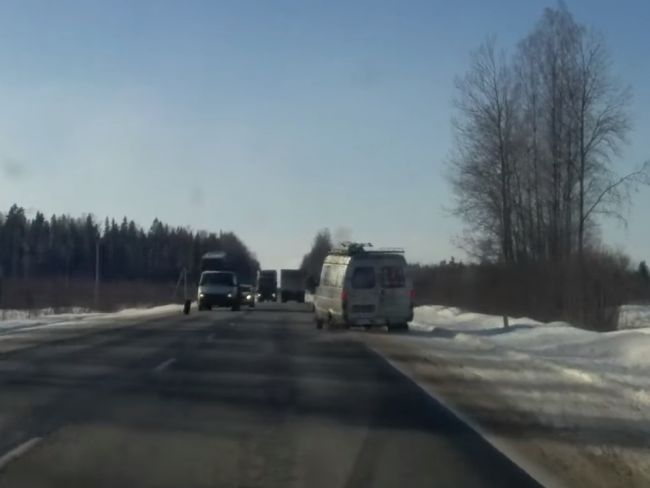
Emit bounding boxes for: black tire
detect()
[326,313,335,330]
[198,304,206,312]
[315,317,324,329]
[231,302,241,312]
[388,323,409,332]
[249,303,255,308]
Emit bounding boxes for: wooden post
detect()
[94,239,100,308]
[182,268,191,315]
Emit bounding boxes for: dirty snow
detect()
[381,304,650,487]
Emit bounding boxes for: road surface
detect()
[0,303,539,487]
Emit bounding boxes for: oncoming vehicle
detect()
[257,270,277,302]
[313,243,413,331]
[197,271,240,311]
[239,284,255,308]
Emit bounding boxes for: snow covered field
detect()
[362,305,650,487]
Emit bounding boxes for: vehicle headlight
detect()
[246,294,252,300]
[199,293,204,298]
[227,293,232,298]
[272,293,276,298]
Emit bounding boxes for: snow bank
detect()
[409,306,650,426]
[0,304,181,333]
[539,329,650,368]
[411,305,650,367]
[0,307,93,321]
[413,304,544,331]
[413,306,650,414]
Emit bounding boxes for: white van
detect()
[313,243,413,331]
[197,271,240,311]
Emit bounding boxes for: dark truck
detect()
[257,270,277,302]
[280,269,306,303]
[200,251,257,287]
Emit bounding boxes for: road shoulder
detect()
[352,331,648,488]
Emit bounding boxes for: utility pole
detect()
[0,265,4,316]
[94,238,100,308]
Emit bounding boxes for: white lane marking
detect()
[0,437,42,471]
[153,358,176,372]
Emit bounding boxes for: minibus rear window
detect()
[380,266,405,288]
[351,267,376,289]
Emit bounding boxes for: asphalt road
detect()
[0,303,540,488]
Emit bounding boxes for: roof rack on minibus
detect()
[329,242,404,256]
[363,248,405,254]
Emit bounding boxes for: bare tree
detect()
[450,38,519,263]
[570,30,632,257]
[451,4,647,264]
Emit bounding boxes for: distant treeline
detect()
[410,254,650,331]
[300,229,333,291]
[0,204,259,284]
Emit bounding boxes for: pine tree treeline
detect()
[0,204,259,283]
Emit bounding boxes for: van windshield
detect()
[351,267,376,289]
[200,273,235,286]
[380,266,405,288]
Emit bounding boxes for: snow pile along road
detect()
[0,307,99,330]
[364,304,650,488]
[0,304,182,334]
[410,304,650,393]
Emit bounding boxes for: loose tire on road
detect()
[326,313,335,330]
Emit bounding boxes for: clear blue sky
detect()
[0,0,648,268]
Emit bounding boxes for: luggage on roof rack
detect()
[329,242,404,256]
